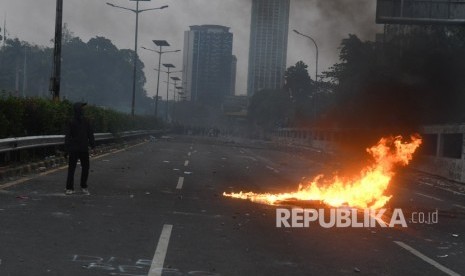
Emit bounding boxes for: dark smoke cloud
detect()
[288,0,381,77]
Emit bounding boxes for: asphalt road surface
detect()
[0,136,463,276]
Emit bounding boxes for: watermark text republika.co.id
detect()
[276,208,439,228]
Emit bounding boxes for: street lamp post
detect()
[171,76,180,121]
[106,1,168,116]
[293,29,319,120]
[170,76,180,101]
[176,87,183,101]
[141,40,180,117]
[154,67,182,122]
[293,29,319,83]
[50,0,63,101]
[163,63,175,122]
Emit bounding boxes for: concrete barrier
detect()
[272,126,465,183]
[414,125,465,183]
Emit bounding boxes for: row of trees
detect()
[0,26,154,114]
[249,25,465,132]
[0,96,161,139]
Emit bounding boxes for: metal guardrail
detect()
[0,130,163,153]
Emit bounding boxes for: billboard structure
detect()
[377,0,465,25]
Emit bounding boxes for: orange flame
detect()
[223,135,422,209]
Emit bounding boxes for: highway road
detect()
[0,136,463,276]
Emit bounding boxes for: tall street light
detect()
[106,1,168,116]
[170,76,181,102]
[293,29,319,83]
[163,63,176,122]
[176,87,184,101]
[50,0,63,101]
[294,29,320,121]
[171,76,180,121]
[141,40,180,117]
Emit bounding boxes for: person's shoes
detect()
[81,188,90,195]
[65,189,75,195]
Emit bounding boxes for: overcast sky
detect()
[0,0,382,99]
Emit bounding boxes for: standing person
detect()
[64,102,95,195]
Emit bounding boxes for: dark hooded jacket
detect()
[64,103,95,152]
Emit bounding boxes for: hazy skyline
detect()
[0,0,381,100]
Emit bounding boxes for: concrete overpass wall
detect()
[272,125,465,183]
[414,125,465,183]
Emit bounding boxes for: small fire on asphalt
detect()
[223,135,422,210]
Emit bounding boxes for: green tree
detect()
[284,61,316,125]
[320,27,465,129]
[248,88,291,130]
[0,28,154,115]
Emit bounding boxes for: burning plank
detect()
[224,135,422,209]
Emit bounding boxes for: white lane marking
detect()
[454,204,465,210]
[111,148,126,154]
[94,152,111,159]
[39,165,68,176]
[187,152,191,156]
[0,177,33,190]
[190,146,193,150]
[148,224,173,276]
[0,141,148,190]
[184,160,189,167]
[415,192,444,202]
[418,180,465,196]
[105,141,148,155]
[242,156,257,162]
[176,177,184,190]
[266,165,280,173]
[172,211,223,218]
[0,164,68,190]
[394,241,461,276]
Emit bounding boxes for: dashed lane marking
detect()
[394,241,461,276]
[184,160,189,167]
[176,177,184,190]
[148,224,173,276]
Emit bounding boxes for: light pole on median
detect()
[170,76,180,101]
[141,40,180,117]
[293,29,319,120]
[293,29,319,83]
[50,0,63,101]
[176,87,183,101]
[163,63,176,122]
[171,76,180,121]
[106,1,168,116]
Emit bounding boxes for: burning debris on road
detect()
[224,135,422,209]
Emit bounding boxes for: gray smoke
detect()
[289,0,381,78]
[0,0,381,98]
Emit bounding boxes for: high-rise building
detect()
[247,0,290,96]
[182,25,234,105]
[230,55,237,96]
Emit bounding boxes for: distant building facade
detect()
[247,0,290,96]
[230,55,237,96]
[182,25,234,106]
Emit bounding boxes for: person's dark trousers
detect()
[66,151,90,190]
